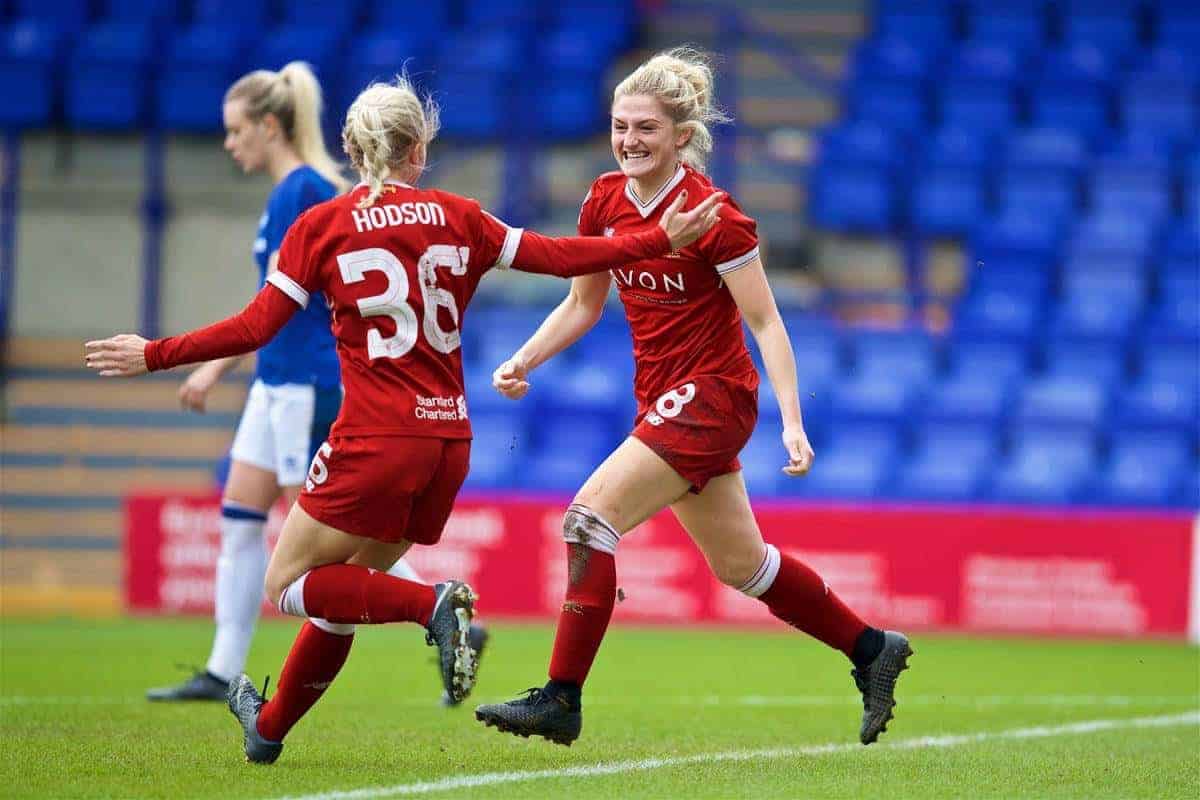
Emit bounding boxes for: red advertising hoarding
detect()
[125,492,1199,639]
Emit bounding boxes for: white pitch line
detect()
[266,711,1200,800]
[3,693,1199,708]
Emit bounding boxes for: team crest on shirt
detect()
[603,227,615,238]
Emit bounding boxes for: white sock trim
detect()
[309,617,355,636]
[739,544,781,598]
[562,503,621,555]
[277,572,309,618]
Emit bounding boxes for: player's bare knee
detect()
[710,547,768,588]
[263,565,296,609]
[562,503,620,585]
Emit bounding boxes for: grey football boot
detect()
[146,670,228,701]
[475,685,582,746]
[441,623,490,707]
[226,674,283,764]
[852,630,914,744]
[425,581,479,704]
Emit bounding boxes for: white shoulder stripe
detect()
[495,226,524,271]
[714,246,760,275]
[266,271,310,308]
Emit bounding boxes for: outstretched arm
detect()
[510,190,724,278]
[724,257,815,477]
[492,272,612,399]
[85,285,299,377]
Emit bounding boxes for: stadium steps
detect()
[2,338,239,614]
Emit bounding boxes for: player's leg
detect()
[476,436,689,744]
[671,470,912,744]
[147,382,278,702]
[231,505,430,764]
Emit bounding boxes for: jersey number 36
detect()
[337,245,470,360]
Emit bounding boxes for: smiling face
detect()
[222,99,272,174]
[611,94,690,186]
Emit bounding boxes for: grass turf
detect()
[1,618,1197,799]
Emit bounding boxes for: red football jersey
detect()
[578,164,760,414]
[271,180,523,439]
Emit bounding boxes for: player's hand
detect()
[84,334,150,377]
[781,425,815,477]
[178,363,221,413]
[493,355,531,400]
[659,190,725,251]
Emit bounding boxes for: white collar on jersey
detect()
[354,178,414,189]
[623,164,686,219]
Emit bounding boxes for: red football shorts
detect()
[297,435,470,545]
[631,374,758,493]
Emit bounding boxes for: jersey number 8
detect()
[337,245,470,360]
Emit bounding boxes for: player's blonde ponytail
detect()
[225,62,349,192]
[613,47,730,173]
[342,75,441,209]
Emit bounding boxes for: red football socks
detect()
[257,621,354,742]
[760,552,868,658]
[547,545,616,686]
[301,563,436,626]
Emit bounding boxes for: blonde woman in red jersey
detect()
[85,77,723,765]
[475,49,912,747]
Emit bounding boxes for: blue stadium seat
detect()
[922,371,1016,426]
[780,425,899,499]
[827,372,922,425]
[817,120,903,168]
[740,422,785,496]
[101,0,178,30]
[537,360,630,423]
[278,0,364,36]
[1140,339,1200,385]
[850,79,927,133]
[539,73,606,139]
[910,167,986,236]
[65,22,155,129]
[848,328,938,384]
[193,0,269,28]
[1060,3,1140,55]
[950,340,1031,383]
[522,414,620,492]
[1145,278,1200,341]
[341,31,432,116]
[1006,126,1090,177]
[848,35,933,84]
[0,19,63,127]
[892,422,997,501]
[366,0,450,35]
[938,81,1016,134]
[1090,432,1192,507]
[963,0,1047,51]
[1042,340,1127,384]
[1067,213,1157,259]
[157,25,248,132]
[947,42,1025,85]
[1157,3,1200,47]
[1060,267,1148,305]
[461,411,528,490]
[986,427,1099,504]
[971,208,1063,267]
[997,170,1079,224]
[1116,375,1199,434]
[788,326,842,391]
[1015,375,1109,430]
[1088,158,1172,223]
[552,1,638,53]
[14,0,89,36]
[253,25,341,78]
[464,0,542,28]
[1030,83,1111,140]
[873,0,953,45]
[1120,74,1199,144]
[462,307,544,373]
[922,124,993,169]
[954,286,1045,344]
[1049,289,1142,343]
[808,164,897,233]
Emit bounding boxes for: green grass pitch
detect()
[1,618,1197,799]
